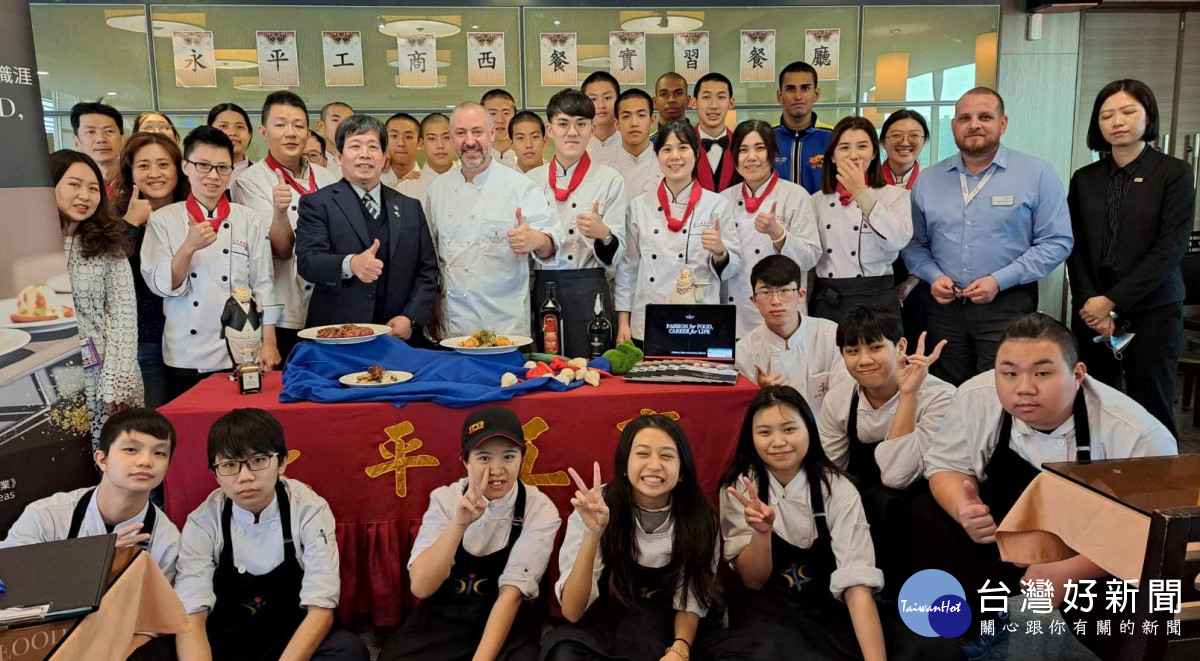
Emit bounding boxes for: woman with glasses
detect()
[207,103,255,184]
[140,127,279,402]
[880,110,931,351]
[808,117,913,327]
[133,112,179,142]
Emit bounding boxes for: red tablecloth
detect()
[161,372,756,626]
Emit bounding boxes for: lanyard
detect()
[959,163,997,207]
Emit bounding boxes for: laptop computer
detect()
[625,304,739,385]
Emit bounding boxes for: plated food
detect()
[299,323,391,345]
[318,323,375,339]
[458,329,512,348]
[338,366,413,388]
[0,285,79,332]
[440,331,532,355]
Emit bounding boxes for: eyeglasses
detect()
[753,287,800,302]
[211,453,277,477]
[185,159,234,176]
[884,131,925,143]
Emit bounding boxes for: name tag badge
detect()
[991,195,1015,206]
[808,372,832,406]
[1134,177,1144,183]
[80,337,102,369]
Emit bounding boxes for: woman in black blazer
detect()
[1067,79,1196,438]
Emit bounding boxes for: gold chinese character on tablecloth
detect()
[520,416,569,487]
[365,421,440,497]
[616,409,681,432]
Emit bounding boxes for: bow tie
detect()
[701,135,728,151]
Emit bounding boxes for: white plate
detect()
[298,323,392,344]
[0,298,78,332]
[440,335,533,355]
[0,328,32,357]
[339,370,414,387]
[47,273,72,294]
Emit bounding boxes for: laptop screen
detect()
[643,304,737,361]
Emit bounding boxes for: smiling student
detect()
[692,73,737,193]
[378,407,560,661]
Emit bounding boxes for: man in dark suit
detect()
[296,114,438,342]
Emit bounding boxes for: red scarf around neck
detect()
[264,152,317,195]
[882,160,920,190]
[186,194,231,231]
[741,172,780,214]
[548,153,591,202]
[657,179,703,233]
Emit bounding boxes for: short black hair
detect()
[70,102,124,136]
[654,71,687,90]
[693,72,733,98]
[1086,79,1160,152]
[546,88,595,121]
[835,305,903,349]
[778,61,819,90]
[207,103,253,131]
[653,119,700,165]
[999,313,1080,367]
[386,112,421,134]
[183,125,235,161]
[420,112,450,135]
[480,88,516,106]
[310,132,326,153]
[510,110,544,136]
[581,71,621,97]
[616,88,654,116]
[730,119,778,167]
[98,408,177,458]
[207,408,287,467]
[320,101,354,120]
[750,255,803,290]
[261,91,308,126]
[880,109,930,141]
[335,114,387,153]
[959,86,1006,117]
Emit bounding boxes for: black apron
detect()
[206,480,308,661]
[379,483,537,661]
[67,487,157,548]
[808,274,899,328]
[533,268,613,357]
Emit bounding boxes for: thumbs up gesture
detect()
[507,207,542,255]
[956,479,997,544]
[575,201,610,241]
[271,168,292,213]
[701,217,727,259]
[754,201,785,241]
[123,185,153,228]
[350,238,384,283]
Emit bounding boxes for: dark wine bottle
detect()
[587,292,612,358]
[539,282,564,355]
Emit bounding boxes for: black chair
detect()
[1122,505,1200,660]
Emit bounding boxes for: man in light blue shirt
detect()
[902,88,1072,385]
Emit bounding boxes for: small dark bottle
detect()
[539,282,564,355]
[587,292,612,358]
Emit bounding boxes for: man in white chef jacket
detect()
[426,102,561,340]
[610,89,663,204]
[233,91,337,359]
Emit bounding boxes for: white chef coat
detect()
[427,159,562,338]
[230,158,253,186]
[819,375,955,489]
[174,476,340,614]
[615,182,741,341]
[609,145,663,205]
[812,187,912,279]
[734,314,849,417]
[323,151,341,180]
[586,132,623,167]
[720,178,823,337]
[1,487,181,584]
[383,165,446,221]
[232,158,338,330]
[527,158,627,271]
[410,478,561,599]
[555,506,717,617]
[924,371,1178,482]
[140,201,278,371]
[720,468,883,601]
[379,162,420,192]
[490,147,519,170]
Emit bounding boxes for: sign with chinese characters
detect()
[396,33,437,88]
[172,31,216,88]
[322,31,363,87]
[805,28,840,81]
[539,32,577,87]
[256,30,299,87]
[673,31,710,84]
[608,31,646,86]
[739,29,776,84]
[467,32,505,88]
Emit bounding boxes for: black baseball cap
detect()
[461,406,525,454]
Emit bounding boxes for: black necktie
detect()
[701,135,728,151]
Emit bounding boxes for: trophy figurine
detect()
[221,285,264,394]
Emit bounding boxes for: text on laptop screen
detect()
[643,304,737,361]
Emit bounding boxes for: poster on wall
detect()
[172,31,217,88]
[673,32,710,84]
[805,29,841,81]
[322,31,364,87]
[539,32,577,87]
[257,30,300,87]
[467,32,505,88]
[739,30,776,84]
[609,31,646,86]
[396,33,438,88]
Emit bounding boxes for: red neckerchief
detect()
[836,183,854,207]
[741,172,780,214]
[264,153,317,195]
[695,127,734,192]
[657,179,703,233]
[185,194,231,232]
[548,153,591,202]
[882,160,920,190]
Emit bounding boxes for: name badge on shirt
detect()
[808,372,832,406]
[991,195,1014,206]
[81,336,102,369]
